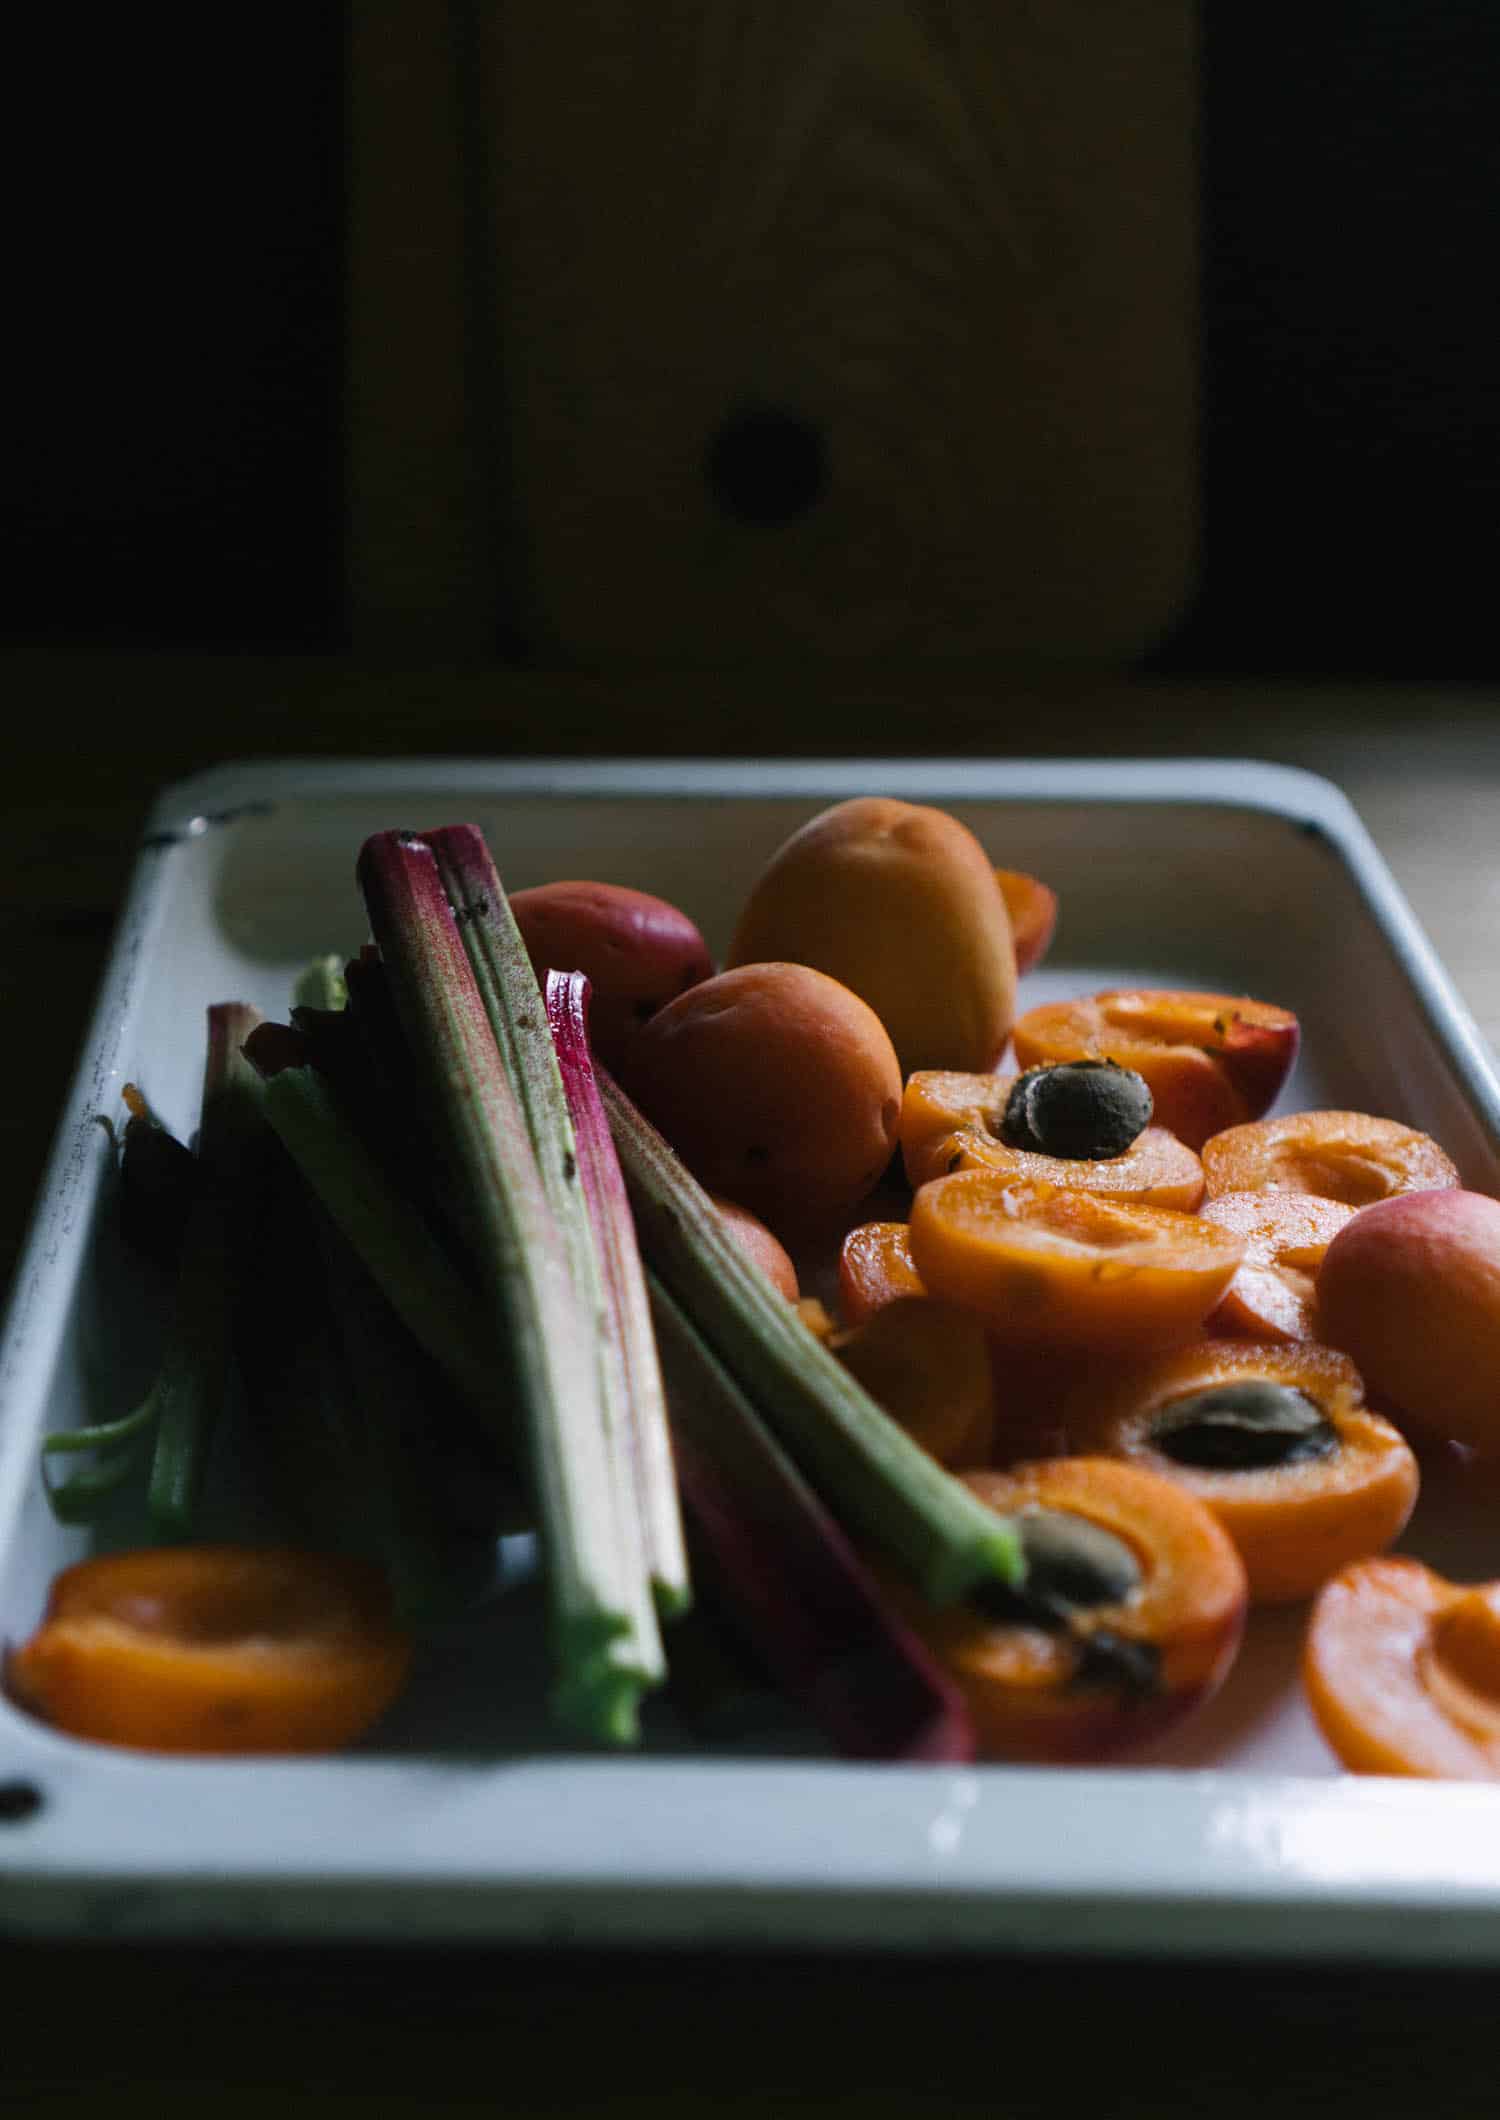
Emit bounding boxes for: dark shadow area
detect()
[8,7,1500,680]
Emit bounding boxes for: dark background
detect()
[8,5,1500,678]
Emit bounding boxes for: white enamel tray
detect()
[2,757,1499,1957]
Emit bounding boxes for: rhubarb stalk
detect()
[545,968,690,1618]
[357,829,661,1742]
[601,1069,1026,1608]
[650,1275,974,1761]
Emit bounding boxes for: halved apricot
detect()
[884,1457,1247,1762]
[994,869,1058,977]
[1063,1339,1419,1603]
[900,1069,1203,1205]
[1304,1558,1500,1779]
[1011,989,1300,1151]
[838,1220,927,1325]
[836,1220,1072,1458]
[829,1298,994,1470]
[1200,1189,1359,1341]
[907,1173,1244,1352]
[1201,1110,1459,1206]
[7,1547,412,1755]
[914,1123,1207,1213]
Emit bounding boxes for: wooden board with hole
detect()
[475,3,1197,664]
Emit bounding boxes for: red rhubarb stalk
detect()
[546,968,690,1617]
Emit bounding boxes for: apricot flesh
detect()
[726,796,1017,1075]
[615,962,902,1239]
[1304,1558,1500,1778]
[1315,1189,1500,1451]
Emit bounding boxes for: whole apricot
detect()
[616,962,902,1237]
[510,880,714,1071]
[709,1193,800,1301]
[725,797,1017,1074]
[1316,1190,1500,1451]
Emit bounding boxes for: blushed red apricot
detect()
[1315,1189,1500,1451]
[616,962,902,1239]
[710,1194,800,1302]
[1064,1339,1419,1604]
[1201,1110,1459,1207]
[726,797,1018,1074]
[1200,1189,1358,1341]
[510,880,714,1071]
[1012,989,1299,1151]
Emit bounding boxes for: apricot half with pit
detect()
[726,796,1017,1075]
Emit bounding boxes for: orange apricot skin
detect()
[615,962,902,1240]
[1064,1339,1419,1604]
[509,881,714,1072]
[1304,1558,1500,1779]
[1315,1189,1500,1451]
[726,797,1018,1075]
[888,1458,1246,1763]
[1011,990,1299,1152]
[830,1298,995,1470]
[1201,1110,1460,1207]
[994,869,1058,976]
[1200,1189,1358,1341]
[907,1173,1244,1354]
[7,1547,412,1755]
[710,1193,800,1301]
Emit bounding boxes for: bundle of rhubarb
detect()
[12,821,1035,1760]
[16,797,1500,1779]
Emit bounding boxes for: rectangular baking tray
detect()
[3,756,1499,1958]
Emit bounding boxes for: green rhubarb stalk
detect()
[545,967,690,1619]
[358,828,660,1743]
[244,1043,504,1424]
[600,1069,1025,1608]
[42,1003,263,1537]
[423,827,667,1673]
[145,1000,266,1534]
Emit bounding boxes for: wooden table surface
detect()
[2,653,1498,2113]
